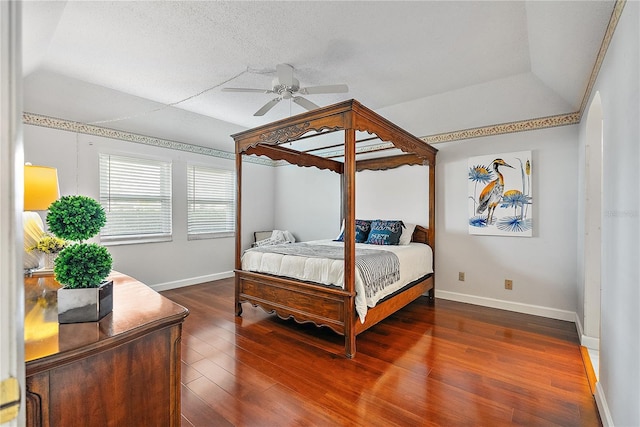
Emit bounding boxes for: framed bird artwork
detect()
[468,151,532,236]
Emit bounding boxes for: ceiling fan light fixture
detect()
[225,63,349,116]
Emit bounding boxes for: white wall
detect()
[356,165,430,226]
[24,123,275,289]
[273,163,431,241]
[273,164,341,241]
[577,2,639,425]
[435,125,579,319]
[240,158,276,251]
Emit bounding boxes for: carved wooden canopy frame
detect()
[232,99,438,357]
[233,98,437,246]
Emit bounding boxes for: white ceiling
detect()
[22,1,615,150]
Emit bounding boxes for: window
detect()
[187,164,235,239]
[99,154,172,244]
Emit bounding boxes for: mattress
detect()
[241,240,433,323]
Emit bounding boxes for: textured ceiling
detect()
[22,1,616,149]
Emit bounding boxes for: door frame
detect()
[582,92,603,357]
[0,1,25,425]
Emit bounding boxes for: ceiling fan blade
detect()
[222,87,273,93]
[277,63,294,87]
[292,96,320,111]
[254,97,281,116]
[299,84,349,95]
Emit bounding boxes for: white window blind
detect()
[187,164,235,239]
[99,154,172,244]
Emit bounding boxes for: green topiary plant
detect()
[47,195,106,242]
[53,243,112,288]
[47,195,112,289]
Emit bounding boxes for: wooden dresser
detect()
[24,271,189,427]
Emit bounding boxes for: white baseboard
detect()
[581,334,600,350]
[151,271,234,292]
[575,312,600,350]
[595,382,614,427]
[435,290,576,322]
[575,313,585,339]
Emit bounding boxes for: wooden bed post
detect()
[344,126,356,358]
[235,151,243,315]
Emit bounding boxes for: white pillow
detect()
[254,230,296,247]
[282,230,296,243]
[270,230,296,243]
[399,223,416,245]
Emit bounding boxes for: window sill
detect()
[188,232,235,241]
[101,235,173,246]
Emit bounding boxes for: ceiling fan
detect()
[222,63,349,116]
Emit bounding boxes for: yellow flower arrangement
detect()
[28,233,70,254]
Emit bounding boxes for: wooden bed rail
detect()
[235,269,434,359]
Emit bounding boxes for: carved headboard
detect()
[411,224,432,247]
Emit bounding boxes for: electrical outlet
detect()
[505,279,513,290]
[458,272,465,281]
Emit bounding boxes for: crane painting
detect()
[468,151,532,236]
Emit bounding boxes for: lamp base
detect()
[24,211,44,271]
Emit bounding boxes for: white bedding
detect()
[241,240,433,323]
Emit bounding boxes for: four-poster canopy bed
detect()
[233,99,437,358]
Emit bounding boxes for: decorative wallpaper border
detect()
[420,112,581,145]
[578,0,625,116]
[23,111,402,167]
[22,112,276,167]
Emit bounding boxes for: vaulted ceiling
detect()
[22,1,616,151]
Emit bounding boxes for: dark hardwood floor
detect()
[161,278,600,427]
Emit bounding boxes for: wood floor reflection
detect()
[162,278,600,427]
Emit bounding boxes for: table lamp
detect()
[24,164,60,272]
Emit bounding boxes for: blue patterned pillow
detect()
[365,220,405,245]
[335,219,372,243]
